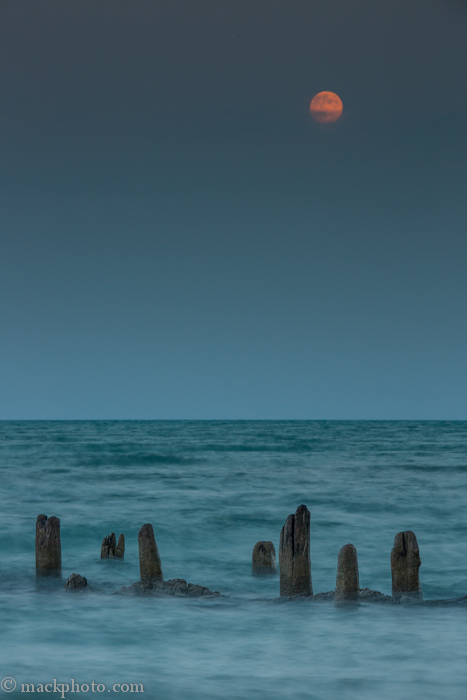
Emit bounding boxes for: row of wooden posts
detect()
[35,506,422,602]
[36,515,163,585]
[253,504,422,602]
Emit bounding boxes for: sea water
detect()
[0,420,466,700]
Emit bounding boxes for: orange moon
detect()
[309,91,343,123]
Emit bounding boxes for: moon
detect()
[309,92,343,123]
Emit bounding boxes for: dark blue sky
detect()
[1,0,466,419]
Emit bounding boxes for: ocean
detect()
[0,420,466,699]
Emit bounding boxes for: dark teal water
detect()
[1,421,466,699]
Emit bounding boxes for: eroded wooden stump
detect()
[279,505,312,597]
[115,534,125,558]
[101,533,117,558]
[391,531,423,603]
[36,514,61,576]
[101,532,125,558]
[252,541,277,576]
[138,523,163,584]
[335,544,359,604]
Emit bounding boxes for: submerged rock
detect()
[65,573,88,590]
[281,588,391,604]
[358,588,392,604]
[120,578,221,598]
[36,514,62,576]
[312,589,391,604]
[252,541,277,576]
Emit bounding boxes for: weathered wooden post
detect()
[36,514,61,576]
[101,532,125,558]
[115,533,125,558]
[335,544,359,604]
[279,505,312,597]
[101,533,117,558]
[138,523,163,585]
[252,541,277,576]
[391,531,423,603]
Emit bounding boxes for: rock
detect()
[279,505,312,597]
[391,531,423,603]
[163,578,189,596]
[101,532,125,559]
[358,588,392,604]
[35,514,61,576]
[120,578,220,598]
[128,581,145,592]
[65,573,87,590]
[186,583,211,598]
[138,523,163,584]
[335,544,359,604]
[313,589,392,604]
[252,541,277,576]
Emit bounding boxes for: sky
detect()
[0,0,466,419]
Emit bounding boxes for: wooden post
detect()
[101,532,125,558]
[391,531,423,603]
[252,541,277,576]
[138,523,163,585]
[36,514,61,576]
[115,534,125,558]
[101,533,117,558]
[335,544,359,604]
[279,505,312,597]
